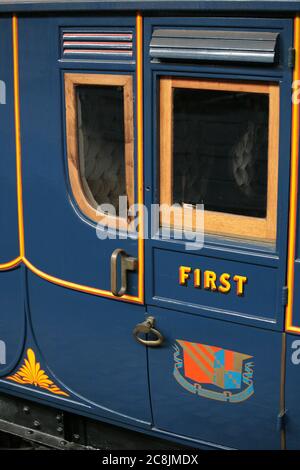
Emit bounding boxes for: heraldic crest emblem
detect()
[173,340,254,403]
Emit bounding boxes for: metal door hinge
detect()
[288,47,296,69]
[282,286,289,307]
[277,409,287,431]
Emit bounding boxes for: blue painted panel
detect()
[18,16,138,292]
[8,13,153,436]
[0,18,20,263]
[0,267,25,377]
[6,13,293,450]
[153,248,280,323]
[1,1,300,14]
[23,271,151,425]
[147,305,282,450]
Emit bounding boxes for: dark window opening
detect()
[77,85,126,213]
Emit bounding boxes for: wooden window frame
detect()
[65,73,134,230]
[160,77,280,243]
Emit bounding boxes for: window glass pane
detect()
[77,85,126,213]
[172,88,269,218]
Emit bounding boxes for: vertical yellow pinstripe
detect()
[13,15,25,259]
[286,16,300,332]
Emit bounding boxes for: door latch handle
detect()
[133,316,164,347]
[111,248,138,297]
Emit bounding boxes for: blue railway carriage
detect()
[0,0,300,451]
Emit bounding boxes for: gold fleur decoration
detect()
[6,348,69,397]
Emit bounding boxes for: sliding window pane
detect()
[172,88,269,218]
[77,85,126,213]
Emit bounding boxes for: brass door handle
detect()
[111,248,138,297]
[133,316,164,347]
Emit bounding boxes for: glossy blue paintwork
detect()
[283,334,300,449]
[285,79,300,447]
[0,9,299,450]
[153,248,279,323]
[24,271,152,426]
[289,117,300,326]
[0,14,156,432]
[144,16,293,333]
[142,16,293,450]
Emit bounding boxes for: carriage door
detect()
[143,18,293,449]
[15,15,152,427]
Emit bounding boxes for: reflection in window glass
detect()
[172,88,269,218]
[77,85,126,213]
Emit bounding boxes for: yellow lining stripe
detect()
[13,16,25,259]
[286,16,300,332]
[4,15,145,304]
